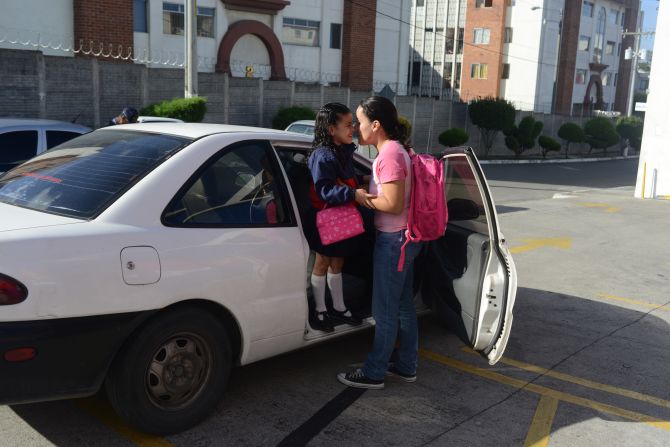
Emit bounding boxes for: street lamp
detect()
[531,6,563,114]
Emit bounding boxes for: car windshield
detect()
[0,130,190,219]
[286,124,314,135]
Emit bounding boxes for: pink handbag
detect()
[316,203,365,246]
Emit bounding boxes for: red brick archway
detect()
[216,20,287,80]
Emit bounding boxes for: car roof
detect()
[0,118,91,132]
[109,123,311,140]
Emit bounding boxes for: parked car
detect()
[137,116,185,123]
[285,119,378,158]
[0,123,517,435]
[0,118,90,172]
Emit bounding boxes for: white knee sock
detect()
[327,272,350,315]
[311,274,327,314]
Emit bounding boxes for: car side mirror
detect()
[448,198,480,221]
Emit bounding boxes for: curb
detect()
[479,155,640,165]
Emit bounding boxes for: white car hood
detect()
[0,202,84,232]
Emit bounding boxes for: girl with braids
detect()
[306,102,371,332]
[337,96,423,389]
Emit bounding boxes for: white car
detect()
[137,116,185,123]
[0,123,517,434]
[0,118,91,172]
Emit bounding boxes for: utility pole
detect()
[184,0,198,98]
[623,30,654,117]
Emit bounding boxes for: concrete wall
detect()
[0,48,469,155]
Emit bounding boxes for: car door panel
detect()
[419,149,517,365]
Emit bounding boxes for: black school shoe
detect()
[329,308,363,326]
[310,311,335,333]
[337,368,384,389]
[386,365,417,383]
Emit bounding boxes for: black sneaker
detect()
[329,308,362,326]
[310,311,334,333]
[337,368,384,389]
[386,366,416,383]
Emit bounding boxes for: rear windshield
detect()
[0,130,190,219]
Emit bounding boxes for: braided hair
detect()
[311,102,352,165]
[357,96,411,152]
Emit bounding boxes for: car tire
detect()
[105,308,231,435]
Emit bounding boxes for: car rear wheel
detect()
[105,308,231,435]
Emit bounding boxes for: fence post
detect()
[92,58,100,128]
[141,65,149,108]
[223,73,229,124]
[259,77,264,127]
[290,81,296,107]
[346,87,351,110]
[37,52,47,120]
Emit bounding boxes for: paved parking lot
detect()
[2,159,669,446]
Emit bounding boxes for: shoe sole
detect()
[386,371,417,383]
[329,316,363,326]
[337,373,384,389]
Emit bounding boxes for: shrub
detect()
[538,136,561,158]
[438,128,469,147]
[584,117,620,155]
[398,115,412,140]
[615,116,643,151]
[503,115,543,158]
[271,106,316,130]
[557,122,585,159]
[140,97,207,122]
[468,97,516,156]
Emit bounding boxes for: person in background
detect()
[107,107,139,126]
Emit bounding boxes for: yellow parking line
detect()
[523,396,558,447]
[462,347,670,409]
[597,293,670,313]
[419,349,670,431]
[76,396,174,447]
[577,202,621,213]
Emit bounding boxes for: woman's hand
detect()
[355,188,376,209]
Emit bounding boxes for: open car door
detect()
[419,147,518,365]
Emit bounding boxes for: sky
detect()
[640,0,658,50]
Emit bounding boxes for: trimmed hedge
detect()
[538,135,561,158]
[272,106,316,130]
[140,97,207,122]
[438,128,469,147]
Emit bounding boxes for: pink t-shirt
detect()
[369,140,412,233]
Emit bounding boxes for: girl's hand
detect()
[355,188,376,209]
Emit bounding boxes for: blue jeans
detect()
[362,230,423,381]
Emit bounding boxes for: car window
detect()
[0,130,39,169]
[0,130,190,219]
[163,140,293,227]
[46,130,85,149]
[286,124,314,135]
[444,155,489,232]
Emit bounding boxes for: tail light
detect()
[0,274,28,305]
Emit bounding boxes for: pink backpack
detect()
[398,150,448,271]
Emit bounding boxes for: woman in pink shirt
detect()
[337,96,424,389]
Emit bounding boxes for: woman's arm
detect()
[367,180,405,215]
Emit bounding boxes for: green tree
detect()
[584,117,620,155]
[140,97,207,122]
[538,136,561,158]
[468,97,516,156]
[438,128,469,147]
[503,115,543,158]
[615,116,644,152]
[271,106,316,130]
[558,122,585,159]
[398,116,412,140]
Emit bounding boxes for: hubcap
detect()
[146,333,212,410]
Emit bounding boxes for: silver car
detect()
[0,118,91,172]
